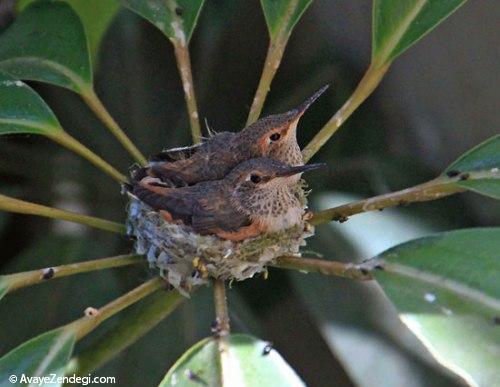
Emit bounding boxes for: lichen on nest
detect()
[126,182,314,296]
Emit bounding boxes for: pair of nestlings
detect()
[128,86,328,240]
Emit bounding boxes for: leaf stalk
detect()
[310,174,477,225]
[302,62,391,161]
[2,254,143,293]
[81,87,147,165]
[246,0,300,125]
[69,277,165,340]
[213,279,230,337]
[48,130,127,183]
[0,193,126,234]
[172,40,202,143]
[68,290,184,375]
[273,255,372,280]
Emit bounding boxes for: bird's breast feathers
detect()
[256,205,304,232]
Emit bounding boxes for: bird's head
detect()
[227,158,324,215]
[241,85,329,166]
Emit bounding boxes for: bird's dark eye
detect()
[250,174,262,183]
[269,133,281,141]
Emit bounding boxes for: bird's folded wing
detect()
[191,208,251,234]
[132,184,194,224]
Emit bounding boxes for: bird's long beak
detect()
[276,163,326,177]
[292,84,330,119]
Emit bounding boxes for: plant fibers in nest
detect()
[126,186,313,296]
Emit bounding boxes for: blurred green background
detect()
[0,1,498,386]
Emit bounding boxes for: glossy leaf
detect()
[16,0,120,65]
[372,0,468,65]
[0,1,92,92]
[0,73,127,182]
[0,327,76,386]
[0,73,63,135]
[292,194,464,387]
[367,228,500,387]
[161,334,304,386]
[261,0,313,40]
[123,0,205,44]
[444,135,500,199]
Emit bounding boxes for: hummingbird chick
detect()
[130,158,324,241]
[135,85,329,186]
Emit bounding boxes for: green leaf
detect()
[0,73,63,135]
[68,1,120,64]
[292,196,466,386]
[372,0,468,65]
[161,334,305,386]
[123,0,205,44]
[16,0,120,65]
[444,135,500,199]
[260,0,313,40]
[0,0,92,93]
[367,228,500,387]
[0,327,76,387]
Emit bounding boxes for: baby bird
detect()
[135,85,328,186]
[130,158,323,241]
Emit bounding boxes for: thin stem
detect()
[173,40,202,143]
[0,193,126,234]
[67,290,184,375]
[213,279,231,383]
[2,254,143,293]
[310,174,477,225]
[272,255,372,281]
[81,87,147,166]
[246,0,299,125]
[302,62,391,162]
[213,279,230,337]
[69,277,165,340]
[47,131,127,183]
[246,40,288,125]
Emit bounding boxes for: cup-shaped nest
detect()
[126,183,313,296]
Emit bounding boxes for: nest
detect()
[126,183,314,296]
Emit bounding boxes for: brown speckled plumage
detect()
[134,86,328,186]
[130,158,323,240]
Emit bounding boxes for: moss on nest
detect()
[126,183,313,296]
